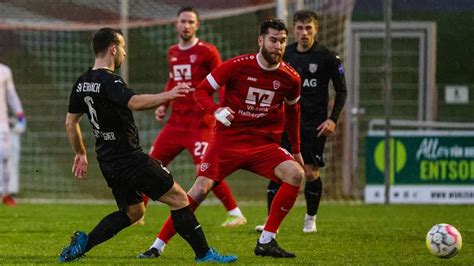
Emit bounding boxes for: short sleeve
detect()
[206,59,233,90]
[285,73,301,105]
[104,77,136,107]
[68,82,86,113]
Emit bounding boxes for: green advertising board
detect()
[365,131,474,204]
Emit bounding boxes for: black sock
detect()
[305,178,322,216]
[266,181,281,214]
[172,206,209,259]
[85,211,131,252]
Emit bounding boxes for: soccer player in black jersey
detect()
[58,28,236,263]
[256,10,347,233]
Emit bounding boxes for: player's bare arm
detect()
[317,119,336,137]
[128,84,192,111]
[65,112,88,180]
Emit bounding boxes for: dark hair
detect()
[177,6,200,21]
[293,10,318,25]
[259,19,288,36]
[92,28,123,56]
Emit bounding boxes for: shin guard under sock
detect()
[265,182,300,233]
[86,211,131,252]
[171,206,209,258]
[305,178,322,216]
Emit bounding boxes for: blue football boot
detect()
[58,231,88,262]
[195,247,237,263]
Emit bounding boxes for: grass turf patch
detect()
[0,203,472,265]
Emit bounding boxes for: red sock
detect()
[143,194,150,207]
[211,180,238,211]
[264,182,300,233]
[156,195,200,243]
[187,195,199,210]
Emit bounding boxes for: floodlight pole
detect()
[120,0,129,83]
[383,0,392,205]
[276,0,288,25]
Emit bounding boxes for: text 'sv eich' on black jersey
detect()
[68,68,142,161]
[283,42,347,129]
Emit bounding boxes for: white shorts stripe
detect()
[285,96,300,105]
[206,74,220,90]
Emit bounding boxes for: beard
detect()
[180,33,192,42]
[261,45,281,65]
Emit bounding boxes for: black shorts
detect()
[99,152,174,211]
[281,129,326,167]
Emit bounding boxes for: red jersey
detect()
[195,53,302,152]
[165,39,222,129]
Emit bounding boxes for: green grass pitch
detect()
[0,203,472,265]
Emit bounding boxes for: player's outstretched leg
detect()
[212,180,247,227]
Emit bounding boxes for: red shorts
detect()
[149,125,213,165]
[197,133,295,183]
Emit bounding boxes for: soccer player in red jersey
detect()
[139,19,305,259]
[138,7,245,258]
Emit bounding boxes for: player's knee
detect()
[290,165,305,185]
[160,183,189,209]
[303,165,320,181]
[126,204,145,223]
[305,171,317,181]
[188,176,213,202]
[173,188,190,207]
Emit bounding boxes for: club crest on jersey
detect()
[273,80,281,90]
[190,54,197,63]
[200,163,211,172]
[309,63,318,73]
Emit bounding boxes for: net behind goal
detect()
[0,0,355,201]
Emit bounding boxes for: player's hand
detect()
[12,113,26,134]
[293,152,305,167]
[155,105,167,122]
[72,154,88,180]
[167,84,194,100]
[214,107,235,126]
[317,119,336,137]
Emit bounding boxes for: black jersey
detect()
[283,42,347,129]
[68,68,141,162]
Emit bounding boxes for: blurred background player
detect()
[139,19,305,259]
[0,62,26,206]
[58,27,236,263]
[256,10,347,233]
[141,6,246,230]
[7,114,25,204]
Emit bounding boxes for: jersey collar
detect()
[178,38,199,51]
[256,53,280,71]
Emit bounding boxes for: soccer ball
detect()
[426,224,462,258]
